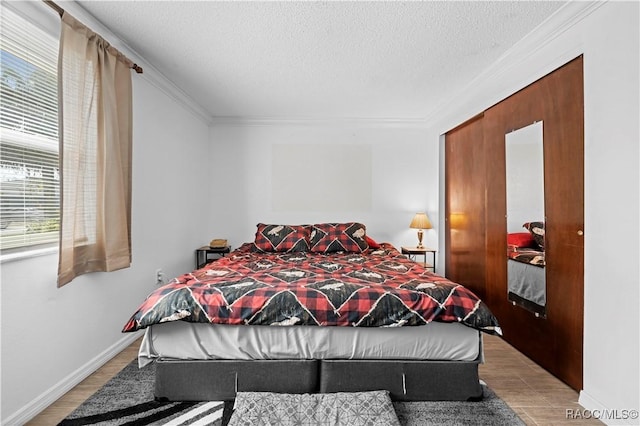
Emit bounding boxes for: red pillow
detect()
[365,235,380,249]
[507,232,535,248]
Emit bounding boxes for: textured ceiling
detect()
[76,1,566,121]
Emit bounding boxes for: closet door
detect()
[444,115,487,299]
[484,57,584,391]
[445,57,584,391]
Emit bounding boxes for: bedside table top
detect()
[197,245,231,252]
[401,246,436,254]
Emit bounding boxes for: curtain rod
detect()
[43,0,143,74]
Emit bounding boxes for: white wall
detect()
[0,61,212,426]
[579,3,639,423]
[210,9,640,423]
[2,1,637,424]
[432,2,639,424]
[208,122,440,259]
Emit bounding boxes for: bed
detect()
[507,222,546,317]
[123,222,501,401]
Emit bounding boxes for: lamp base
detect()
[416,229,424,249]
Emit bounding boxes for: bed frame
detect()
[135,240,494,403]
[154,357,484,402]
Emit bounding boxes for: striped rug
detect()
[58,359,524,426]
[58,400,229,426]
[58,361,233,426]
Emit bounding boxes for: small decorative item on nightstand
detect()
[195,244,231,269]
[209,238,228,248]
[401,246,436,272]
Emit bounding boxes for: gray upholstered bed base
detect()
[154,358,483,402]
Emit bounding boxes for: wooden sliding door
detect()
[445,57,584,391]
[444,115,487,300]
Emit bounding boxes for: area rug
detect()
[58,359,524,426]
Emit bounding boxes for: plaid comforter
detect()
[508,247,545,267]
[122,243,500,334]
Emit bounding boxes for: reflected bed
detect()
[507,257,546,316]
[507,224,546,317]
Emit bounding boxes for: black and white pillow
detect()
[307,222,369,253]
[523,221,545,250]
[253,223,309,252]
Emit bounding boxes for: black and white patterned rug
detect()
[58,360,524,425]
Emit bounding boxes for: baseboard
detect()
[3,332,141,426]
[578,390,638,426]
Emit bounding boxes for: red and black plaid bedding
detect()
[508,247,545,267]
[122,243,500,334]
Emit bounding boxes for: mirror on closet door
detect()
[505,121,546,317]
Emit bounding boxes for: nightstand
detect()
[195,246,231,269]
[401,246,436,271]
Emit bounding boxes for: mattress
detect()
[138,321,481,368]
[507,258,546,307]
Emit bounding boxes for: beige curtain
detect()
[57,12,132,287]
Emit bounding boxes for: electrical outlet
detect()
[155,269,165,285]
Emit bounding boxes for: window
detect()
[0,5,59,251]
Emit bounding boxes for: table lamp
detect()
[409,212,432,249]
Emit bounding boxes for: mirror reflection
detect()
[505,121,546,317]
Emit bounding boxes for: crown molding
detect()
[428,0,606,133]
[210,1,605,129]
[210,115,429,128]
[52,1,605,130]
[61,1,213,125]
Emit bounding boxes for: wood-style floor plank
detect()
[480,335,602,425]
[25,339,142,426]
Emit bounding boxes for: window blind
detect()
[0,5,60,251]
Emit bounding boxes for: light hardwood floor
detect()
[479,335,602,425]
[26,335,601,426]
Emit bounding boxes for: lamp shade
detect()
[410,212,432,230]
